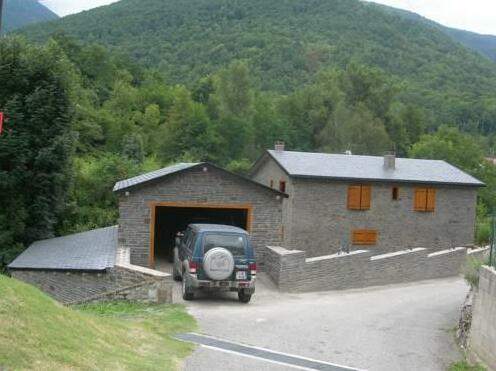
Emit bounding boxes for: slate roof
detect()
[264,150,484,187]
[113,162,199,192]
[113,162,288,196]
[8,226,118,271]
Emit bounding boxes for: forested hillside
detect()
[2,0,58,33]
[20,0,496,134]
[376,3,496,63]
[443,28,496,63]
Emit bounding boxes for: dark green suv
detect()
[173,224,256,303]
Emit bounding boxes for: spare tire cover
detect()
[203,247,235,281]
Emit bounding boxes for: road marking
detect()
[176,332,367,371]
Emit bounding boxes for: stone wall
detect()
[10,264,172,305]
[118,165,284,269]
[470,266,496,370]
[250,156,294,248]
[265,245,470,292]
[290,179,478,257]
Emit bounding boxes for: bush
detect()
[475,222,491,245]
[448,361,486,371]
[463,255,490,287]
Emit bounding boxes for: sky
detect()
[40,0,496,36]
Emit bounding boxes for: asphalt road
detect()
[175,275,468,371]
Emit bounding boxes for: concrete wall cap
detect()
[306,250,369,263]
[370,248,426,261]
[427,247,466,257]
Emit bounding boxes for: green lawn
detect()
[0,274,196,370]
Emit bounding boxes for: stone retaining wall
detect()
[265,245,484,292]
[470,266,496,370]
[10,249,172,305]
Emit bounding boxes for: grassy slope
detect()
[0,275,196,370]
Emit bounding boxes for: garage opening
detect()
[151,203,252,267]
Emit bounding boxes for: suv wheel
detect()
[182,276,194,301]
[238,289,252,303]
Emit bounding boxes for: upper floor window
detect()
[414,188,436,212]
[347,185,371,210]
[392,187,399,201]
[270,179,274,188]
[279,180,286,193]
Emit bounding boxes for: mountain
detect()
[373,3,496,63]
[2,0,58,33]
[442,28,496,63]
[18,0,496,117]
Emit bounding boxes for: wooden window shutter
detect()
[352,229,378,245]
[426,188,436,211]
[360,185,371,210]
[348,186,362,210]
[414,188,427,211]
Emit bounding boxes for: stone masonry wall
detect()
[251,156,295,248]
[265,245,471,293]
[118,165,284,269]
[470,266,496,370]
[290,178,477,257]
[10,265,172,305]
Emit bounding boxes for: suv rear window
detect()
[203,234,246,256]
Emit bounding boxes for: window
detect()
[414,188,436,212]
[203,234,246,256]
[352,229,378,245]
[270,179,274,188]
[279,180,286,193]
[347,185,371,210]
[392,187,399,200]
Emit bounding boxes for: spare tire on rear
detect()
[203,247,235,281]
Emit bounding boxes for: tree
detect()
[159,88,217,162]
[0,37,75,268]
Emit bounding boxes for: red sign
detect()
[0,112,3,135]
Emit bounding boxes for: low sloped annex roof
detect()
[8,226,118,271]
[255,150,484,187]
[113,162,288,196]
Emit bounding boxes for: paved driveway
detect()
[175,275,468,371]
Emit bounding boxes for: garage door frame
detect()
[148,201,254,268]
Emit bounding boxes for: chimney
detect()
[384,152,396,170]
[274,141,285,152]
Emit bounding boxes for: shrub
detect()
[475,222,491,245]
[463,255,490,287]
[448,361,486,371]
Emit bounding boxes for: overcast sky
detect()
[41,0,496,36]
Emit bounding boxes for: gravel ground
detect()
[176,274,468,371]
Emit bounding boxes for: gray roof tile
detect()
[268,150,484,186]
[8,226,118,270]
[113,163,199,192]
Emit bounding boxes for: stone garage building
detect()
[114,162,286,269]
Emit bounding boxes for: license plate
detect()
[236,271,247,280]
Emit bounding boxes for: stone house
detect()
[8,146,486,300]
[250,145,484,257]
